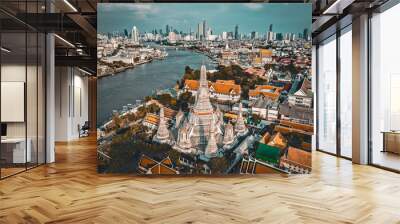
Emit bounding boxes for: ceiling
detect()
[0,0,97,74]
[311,0,390,43]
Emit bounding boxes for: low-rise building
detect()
[279,102,313,125]
[209,80,241,102]
[183,79,241,102]
[142,113,159,129]
[240,156,288,174]
[138,155,179,175]
[267,101,279,121]
[245,67,266,78]
[250,97,270,119]
[280,147,311,174]
[249,85,283,101]
[267,132,287,150]
[288,78,313,108]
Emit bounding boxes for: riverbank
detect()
[97,48,214,126]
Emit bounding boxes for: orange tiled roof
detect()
[184,80,200,91]
[160,157,173,166]
[260,49,272,57]
[280,120,314,133]
[249,85,283,99]
[267,132,287,149]
[211,80,241,95]
[283,147,311,169]
[224,113,238,120]
[185,79,240,96]
[260,132,271,144]
[150,163,179,175]
[245,67,265,76]
[144,113,159,125]
[253,57,262,64]
[138,155,158,169]
[163,107,177,120]
[139,155,179,175]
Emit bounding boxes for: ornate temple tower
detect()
[176,119,192,152]
[175,108,184,128]
[187,65,218,148]
[193,65,214,114]
[172,65,223,154]
[235,102,248,136]
[154,107,171,144]
[223,121,234,145]
[205,119,218,157]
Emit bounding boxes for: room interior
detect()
[0,0,399,223]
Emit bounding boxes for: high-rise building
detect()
[251,31,257,40]
[131,26,139,44]
[197,23,203,40]
[267,31,274,42]
[202,20,207,40]
[222,31,227,40]
[303,28,309,40]
[166,25,170,35]
[269,24,273,32]
[227,32,234,40]
[234,24,239,40]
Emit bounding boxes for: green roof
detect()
[288,80,300,94]
[255,143,281,165]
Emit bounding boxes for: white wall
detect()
[55,67,89,141]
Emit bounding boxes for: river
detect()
[97,48,215,127]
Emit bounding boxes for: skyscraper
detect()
[222,31,227,40]
[303,28,309,40]
[197,23,203,40]
[251,31,258,40]
[266,24,274,42]
[202,20,207,40]
[234,24,239,40]
[166,25,170,35]
[131,26,139,44]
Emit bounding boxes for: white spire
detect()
[205,119,218,157]
[200,64,208,88]
[193,64,213,114]
[235,102,248,136]
[223,121,234,145]
[154,107,171,143]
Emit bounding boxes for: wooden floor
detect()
[0,136,400,224]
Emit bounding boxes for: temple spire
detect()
[154,107,171,143]
[193,64,213,114]
[235,102,248,136]
[205,119,218,157]
[223,121,234,145]
[199,64,208,88]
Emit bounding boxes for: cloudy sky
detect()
[98,3,311,35]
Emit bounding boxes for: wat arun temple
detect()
[153,65,248,159]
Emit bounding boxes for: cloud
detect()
[99,3,159,19]
[242,3,264,10]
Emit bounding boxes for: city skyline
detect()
[98,3,311,36]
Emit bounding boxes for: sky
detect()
[98,3,311,35]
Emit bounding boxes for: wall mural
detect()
[97,3,313,175]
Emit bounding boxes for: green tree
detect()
[147,103,160,114]
[168,150,181,167]
[209,157,229,174]
[112,114,122,129]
